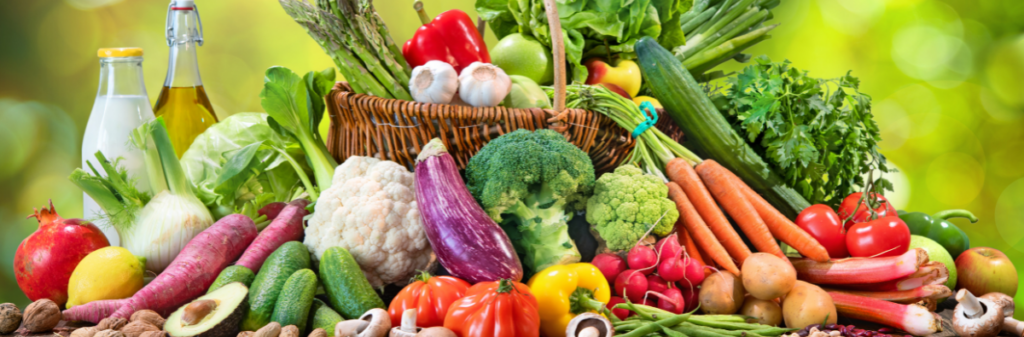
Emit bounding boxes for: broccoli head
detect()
[465,129,595,272]
[586,165,680,251]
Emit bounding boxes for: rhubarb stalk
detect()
[823,285,952,304]
[828,292,941,336]
[842,261,948,291]
[791,248,926,285]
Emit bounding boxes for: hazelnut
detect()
[0,303,23,334]
[280,325,299,337]
[71,327,100,337]
[24,299,62,332]
[139,331,168,337]
[253,322,281,337]
[307,328,326,337]
[120,321,160,337]
[237,331,255,337]
[130,310,165,328]
[95,329,126,337]
[97,317,128,331]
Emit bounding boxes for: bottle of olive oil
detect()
[154,0,217,157]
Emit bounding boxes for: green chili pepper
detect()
[898,209,975,258]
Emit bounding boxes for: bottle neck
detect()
[97,57,148,97]
[164,8,203,88]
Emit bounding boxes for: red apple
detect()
[955,247,1019,297]
[584,58,641,97]
[597,83,631,99]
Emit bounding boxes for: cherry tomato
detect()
[838,192,897,230]
[796,204,849,258]
[845,216,911,258]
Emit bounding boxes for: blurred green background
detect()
[2,0,1024,316]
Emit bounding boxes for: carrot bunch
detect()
[663,158,831,275]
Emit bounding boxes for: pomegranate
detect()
[14,201,109,306]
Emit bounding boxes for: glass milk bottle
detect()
[154,0,217,157]
[82,48,156,246]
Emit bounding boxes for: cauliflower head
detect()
[305,156,432,288]
[586,165,680,251]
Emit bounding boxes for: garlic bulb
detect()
[409,61,459,104]
[458,62,512,107]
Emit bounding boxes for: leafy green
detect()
[180,113,309,219]
[477,0,691,82]
[713,56,892,207]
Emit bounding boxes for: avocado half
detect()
[165,282,248,337]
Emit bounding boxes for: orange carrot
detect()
[666,159,752,265]
[676,226,705,267]
[666,181,740,275]
[695,160,786,260]
[719,164,831,262]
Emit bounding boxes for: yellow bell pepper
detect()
[527,263,612,337]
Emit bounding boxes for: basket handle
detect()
[542,0,567,112]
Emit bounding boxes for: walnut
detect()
[139,331,167,337]
[307,328,326,337]
[253,322,281,337]
[71,327,100,337]
[95,329,126,337]
[280,325,299,337]
[237,331,255,337]
[0,303,23,334]
[97,317,128,331]
[130,310,165,328]
[23,299,62,332]
[119,321,160,337]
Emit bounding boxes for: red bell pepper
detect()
[402,1,490,73]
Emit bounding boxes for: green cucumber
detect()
[241,241,311,331]
[208,265,255,294]
[635,37,811,219]
[307,298,343,336]
[271,269,317,331]
[319,247,385,319]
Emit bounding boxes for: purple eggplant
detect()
[414,138,523,283]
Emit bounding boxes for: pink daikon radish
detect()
[236,200,310,271]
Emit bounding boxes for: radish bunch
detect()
[591,233,706,319]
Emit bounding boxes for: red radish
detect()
[655,234,683,260]
[235,201,310,271]
[791,248,926,285]
[647,274,672,294]
[257,202,289,221]
[14,201,109,306]
[681,257,706,287]
[679,286,700,312]
[592,253,628,282]
[628,244,658,275]
[640,297,657,308]
[650,288,686,314]
[614,269,648,301]
[828,291,941,336]
[63,214,257,322]
[607,296,629,320]
[658,256,688,282]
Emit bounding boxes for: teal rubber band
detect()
[632,101,659,138]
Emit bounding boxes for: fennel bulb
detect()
[71,118,215,273]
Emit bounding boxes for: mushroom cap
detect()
[981,293,1015,317]
[953,297,1005,337]
[389,327,418,337]
[336,320,370,337]
[566,313,613,337]
[414,327,456,337]
[359,309,392,337]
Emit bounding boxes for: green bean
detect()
[619,314,693,337]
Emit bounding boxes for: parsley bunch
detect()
[713,56,892,207]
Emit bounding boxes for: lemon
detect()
[66,246,146,307]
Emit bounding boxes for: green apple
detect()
[490,34,554,85]
[909,235,956,290]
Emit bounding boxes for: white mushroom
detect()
[565,313,613,337]
[414,327,456,337]
[952,289,1005,337]
[389,309,420,337]
[335,309,391,337]
[980,292,1023,337]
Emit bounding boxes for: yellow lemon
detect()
[66,246,146,307]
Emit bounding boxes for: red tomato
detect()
[443,280,540,337]
[796,204,849,258]
[838,192,897,230]
[845,216,911,258]
[388,273,471,328]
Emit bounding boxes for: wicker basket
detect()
[324,0,681,172]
